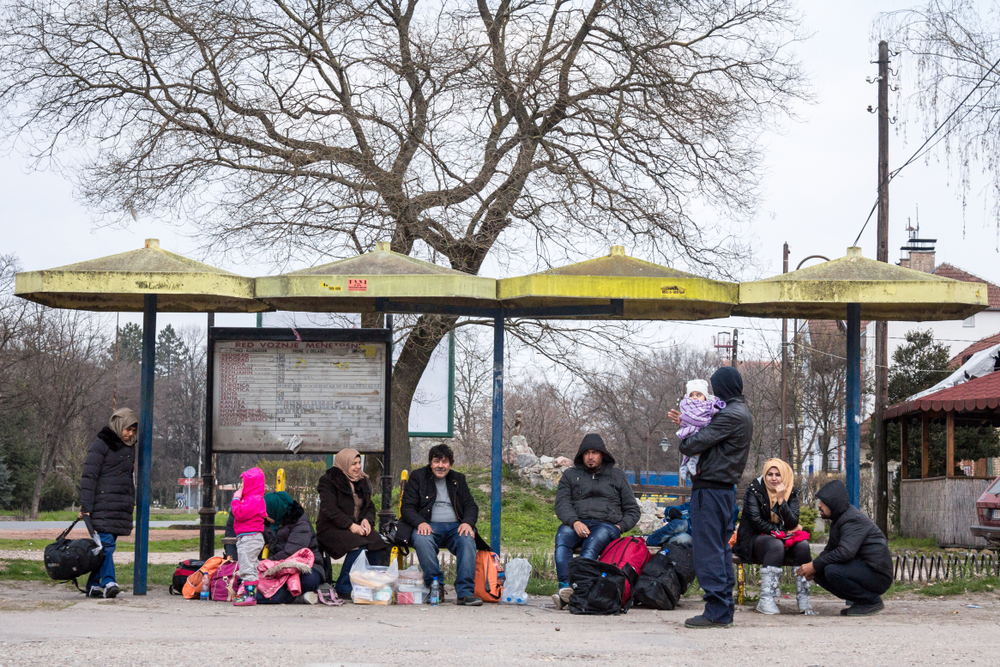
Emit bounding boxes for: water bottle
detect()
[430,577,440,606]
[200,573,210,601]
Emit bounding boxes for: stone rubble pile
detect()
[503,434,573,490]
[636,499,665,534]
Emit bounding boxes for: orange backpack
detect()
[474,550,505,603]
[181,556,225,599]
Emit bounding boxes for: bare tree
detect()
[0,0,806,478]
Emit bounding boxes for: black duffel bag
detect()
[566,557,630,615]
[44,516,105,591]
[632,544,696,610]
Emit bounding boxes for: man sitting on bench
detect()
[551,433,640,609]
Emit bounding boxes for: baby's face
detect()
[689,391,707,401]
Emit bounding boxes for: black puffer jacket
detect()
[80,427,136,536]
[266,501,322,563]
[678,396,753,489]
[734,478,801,562]
[812,480,893,585]
[398,466,489,550]
[554,439,640,532]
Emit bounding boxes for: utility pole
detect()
[731,328,739,366]
[781,243,790,462]
[874,40,890,530]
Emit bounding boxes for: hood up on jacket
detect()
[816,479,851,522]
[573,433,616,467]
[710,366,744,401]
[241,467,266,498]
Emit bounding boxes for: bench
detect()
[631,484,690,502]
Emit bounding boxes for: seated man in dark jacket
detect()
[551,433,640,609]
[796,480,893,616]
[399,443,488,606]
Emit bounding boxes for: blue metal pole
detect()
[490,313,504,553]
[846,303,861,508]
[133,294,156,594]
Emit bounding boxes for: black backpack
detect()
[43,517,105,591]
[566,558,629,615]
[632,544,696,610]
[169,559,205,595]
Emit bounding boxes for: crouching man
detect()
[551,433,640,609]
[397,444,489,606]
[795,480,893,616]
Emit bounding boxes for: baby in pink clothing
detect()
[231,467,267,606]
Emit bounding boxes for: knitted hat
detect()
[685,379,710,399]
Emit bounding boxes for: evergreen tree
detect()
[0,452,13,509]
[155,324,188,378]
[887,330,951,403]
[111,322,143,366]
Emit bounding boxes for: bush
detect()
[255,459,327,521]
[799,505,820,538]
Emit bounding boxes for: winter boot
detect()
[755,566,781,615]
[233,583,257,606]
[795,575,818,615]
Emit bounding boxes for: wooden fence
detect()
[900,476,994,548]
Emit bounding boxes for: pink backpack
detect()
[209,561,242,602]
[599,536,651,605]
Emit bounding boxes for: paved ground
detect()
[0,581,996,666]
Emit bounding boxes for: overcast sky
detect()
[2,0,997,365]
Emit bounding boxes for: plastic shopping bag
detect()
[349,551,399,605]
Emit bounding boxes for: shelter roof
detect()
[933,264,1000,310]
[884,371,1000,420]
[14,239,266,313]
[735,247,987,320]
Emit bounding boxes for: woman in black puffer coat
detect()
[254,491,326,605]
[80,407,138,598]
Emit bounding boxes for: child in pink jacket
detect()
[231,467,267,606]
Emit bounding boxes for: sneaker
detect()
[843,599,884,616]
[233,584,257,607]
[103,583,120,599]
[294,591,318,605]
[684,615,733,629]
[456,595,483,606]
[552,586,573,609]
[87,586,103,598]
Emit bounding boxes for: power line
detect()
[853,51,1000,246]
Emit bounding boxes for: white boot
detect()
[755,566,781,615]
[795,575,818,615]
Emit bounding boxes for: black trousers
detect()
[814,560,891,605]
[751,534,811,567]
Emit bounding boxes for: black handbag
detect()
[43,516,105,592]
[378,518,410,556]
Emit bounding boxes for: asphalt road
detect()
[0,581,996,666]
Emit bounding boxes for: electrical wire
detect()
[853,51,1000,246]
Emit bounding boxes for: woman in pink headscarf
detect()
[316,449,389,598]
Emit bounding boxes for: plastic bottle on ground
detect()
[430,577,440,606]
[200,572,210,601]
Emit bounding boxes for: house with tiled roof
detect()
[949,331,1000,369]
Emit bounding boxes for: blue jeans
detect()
[554,520,621,587]
[647,518,691,548]
[335,547,386,598]
[85,533,117,591]
[412,522,477,598]
[690,488,736,624]
[256,565,324,604]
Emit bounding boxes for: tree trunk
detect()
[387,314,456,484]
[29,445,53,520]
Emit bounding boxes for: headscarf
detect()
[264,491,295,525]
[710,366,743,401]
[109,407,139,446]
[334,448,366,521]
[761,457,794,524]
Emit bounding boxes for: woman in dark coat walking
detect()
[255,491,328,604]
[734,458,814,615]
[79,407,138,598]
[316,449,388,598]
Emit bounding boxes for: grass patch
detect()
[460,467,560,554]
[915,576,1000,596]
[0,510,228,525]
[0,536,222,553]
[888,537,941,551]
[0,559,176,588]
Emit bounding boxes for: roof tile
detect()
[933,263,1000,309]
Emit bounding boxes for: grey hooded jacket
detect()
[554,437,640,531]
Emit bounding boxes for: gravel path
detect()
[0,581,996,665]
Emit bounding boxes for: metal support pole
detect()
[780,242,789,462]
[133,294,156,595]
[379,314,394,527]
[199,316,216,561]
[845,303,862,508]
[490,313,504,553]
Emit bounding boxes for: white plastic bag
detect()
[500,558,531,604]
[349,551,399,604]
[396,565,428,605]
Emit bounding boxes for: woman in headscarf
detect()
[254,491,326,604]
[316,449,389,599]
[79,407,139,598]
[734,458,815,615]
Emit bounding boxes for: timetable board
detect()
[209,329,390,453]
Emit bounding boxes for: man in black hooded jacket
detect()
[552,433,640,608]
[796,480,893,615]
[670,366,752,629]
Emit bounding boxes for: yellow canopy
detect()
[735,246,987,320]
[14,239,267,313]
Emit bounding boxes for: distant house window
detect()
[963,314,976,328]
